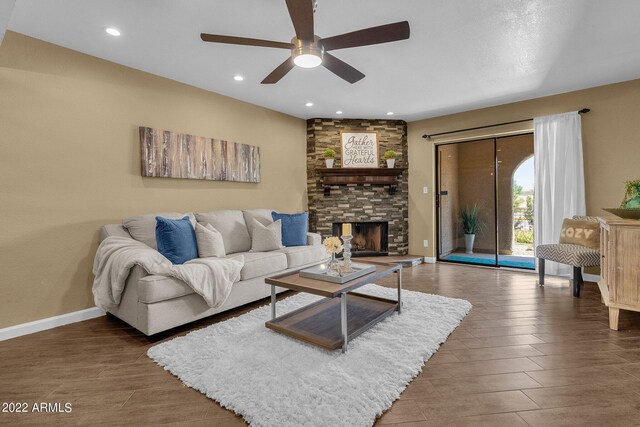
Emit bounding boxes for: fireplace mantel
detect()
[308,119,408,256]
[317,167,405,196]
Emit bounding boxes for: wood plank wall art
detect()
[139,127,260,183]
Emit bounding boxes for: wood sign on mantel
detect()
[341,131,379,168]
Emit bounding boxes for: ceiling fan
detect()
[200,0,410,84]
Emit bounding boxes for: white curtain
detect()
[534,112,586,276]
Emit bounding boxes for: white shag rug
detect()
[148,284,471,427]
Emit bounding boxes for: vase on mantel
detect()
[325,158,335,168]
[386,159,396,168]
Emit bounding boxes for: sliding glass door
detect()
[496,135,535,268]
[436,134,535,270]
[437,139,497,266]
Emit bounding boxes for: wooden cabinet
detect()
[598,217,640,330]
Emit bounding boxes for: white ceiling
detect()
[0,0,16,43]
[7,0,640,121]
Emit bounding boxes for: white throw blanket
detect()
[92,236,244,311]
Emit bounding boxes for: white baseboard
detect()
[583,273,601,282]
[423,257,437,264]
[0,307,105,342]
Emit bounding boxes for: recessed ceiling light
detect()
[105,27,121,37]
[386,111,394,116]
[233,75,244,81]
[336,111,343,115]
[305,102,314,107]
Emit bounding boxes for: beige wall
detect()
[0,32,307,328]
[409,78,640,257]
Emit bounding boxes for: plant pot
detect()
[325,158,335,168]
[464,233,475,254]
[386,159,395,168]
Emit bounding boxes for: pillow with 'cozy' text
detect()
[559,218,600,250]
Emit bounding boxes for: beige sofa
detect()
[99,209,327,335]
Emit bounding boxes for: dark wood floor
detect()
[2,262,640,426]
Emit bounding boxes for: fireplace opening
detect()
[332,222,389,257]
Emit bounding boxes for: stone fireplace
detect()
[306,118,409,256]
[332,222,389,256]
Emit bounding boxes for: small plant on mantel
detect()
[384,150,397,168]
[324,148,337,168]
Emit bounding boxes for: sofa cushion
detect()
[243,209,274,238]
[271,211,309,247]
[250,219,284,252]
[138,275,195,303]
[123,212,195,249]
[276,245,329,269]
[195,223,226,258]
[195,210,251,254]
[306,232,322,246]
[100,224,132,241]
[155,216,199,264]
[234,251,287,281]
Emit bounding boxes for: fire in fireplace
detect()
[332,222,389,257]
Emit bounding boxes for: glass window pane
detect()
[438,139,497,266]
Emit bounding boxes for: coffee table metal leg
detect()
[397,268,403,314]
[341,292,348,353]
[271,285,276,320]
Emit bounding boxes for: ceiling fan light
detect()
[292,37,323,68]
[294,54,322,68]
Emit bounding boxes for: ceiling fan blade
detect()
[261,57,296,84]
[321,21,410,51]
[322,53,365,84]
[285,0,315,41]
[200,33,292,49]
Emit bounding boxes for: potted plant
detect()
[323,148,337,168]
[383,150,397,168]
[460,204,484,254]
[621,179,640,208]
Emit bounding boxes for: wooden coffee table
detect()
[265,261,402,353]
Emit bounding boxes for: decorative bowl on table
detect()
[603,208,640,220]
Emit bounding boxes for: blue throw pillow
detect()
[271,211,308,247]
[155,216,198,264]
